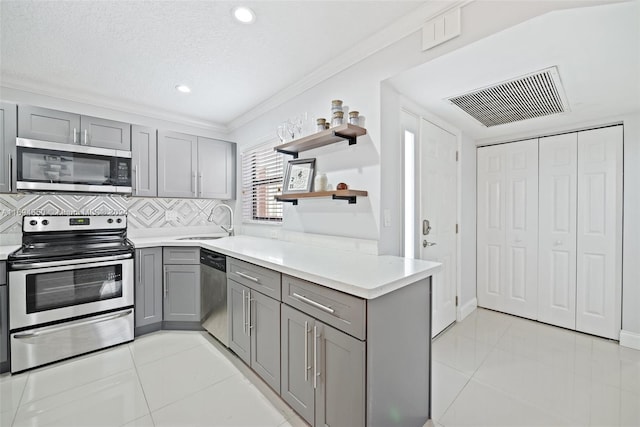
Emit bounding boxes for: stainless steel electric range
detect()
[7,215,134,373]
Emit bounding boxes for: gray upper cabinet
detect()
[135,248,163,331]
[131,125,157,197]
[228,277,281,392]
[18,105,131,150]
[197,137,235,200]
[157,130,198,198]
[80,115,131,150]
[0,102,17,193]
[164,264,200,322]
[18,105,79,144]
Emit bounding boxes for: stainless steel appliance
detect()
[15,138,132,193]
[200,249,228,346]
[7,215,135,373]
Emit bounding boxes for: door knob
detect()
[554,240,562,246]
[423,219,431,236]
[423,240,436,248]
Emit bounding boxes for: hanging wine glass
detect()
[277,124,286,143]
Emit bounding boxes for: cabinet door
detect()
[131,125,157,197]
[250,291,280,393]
[18,105,80,144]
[315,322,365,427]
[280,304,314,425]
[228,280,250,364]
[576,126,623,339]
[0,285,7,367]
[0,102,17,193]
[158,130,198,198]
[197,137,235,199]
[538,133,577,329]
[80,115,131,150]
[164,264,200,322]
[135,248,163,328]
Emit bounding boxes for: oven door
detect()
[9,255,134,330]
[15,138,132,194]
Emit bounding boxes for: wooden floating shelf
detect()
[275,190,368,205]
[275,124,367,158]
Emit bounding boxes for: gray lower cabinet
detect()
[281,304,365,427]
[0,102,17,193]
[18,105,131,150]
[1,261,8,373]
[228,279,281,392]
[164,264,200,322]
[197,137,235,200]
[131,125,157,197]
[135,248,163,332]
[157,130,198,198]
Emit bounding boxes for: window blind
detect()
[241,142,284,223]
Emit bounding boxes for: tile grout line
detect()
[127,343,157,427]
[9,372,30,427]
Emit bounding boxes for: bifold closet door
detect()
[538,133,578,329]
[477,139,538,319]
[576,126,623,339]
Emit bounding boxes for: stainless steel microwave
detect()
[15,138,132,194]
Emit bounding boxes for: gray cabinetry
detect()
[163,247,200,323]
[0,262,7,373]
[197,136,235,200]
[280,303,365,427]
[228,264,281,392]
[0,102,17,193]
[18,105,131,150]
[131,125,157,197]
[135,248,163,334]
[157,130,197,198]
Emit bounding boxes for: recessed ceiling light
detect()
[175,84,191,93]
[232,6,255,24]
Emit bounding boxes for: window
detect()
[241,142,284,223]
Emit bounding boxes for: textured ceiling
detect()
[0,1,424,127]
[389,1,640,142]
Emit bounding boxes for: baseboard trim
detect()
[457,297,477,321]
[620,330,640,350]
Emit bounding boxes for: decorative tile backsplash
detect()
[0,194,222,234]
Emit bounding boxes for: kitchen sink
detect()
[177,236,224,240]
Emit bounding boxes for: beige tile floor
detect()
[1,308,639,426]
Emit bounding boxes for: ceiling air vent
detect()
[448,67,569,127]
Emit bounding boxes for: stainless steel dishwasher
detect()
[200,249,228,346]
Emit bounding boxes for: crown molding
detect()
[227,0,472,132]
[0,76,229,134]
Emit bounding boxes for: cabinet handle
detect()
[198,173,203,197]
[164,267,168,299]
[235,271,259,283]
[292,293,335,314]
[137,251,141,283]
[247,291,253,336]
[8,154,12,192]
[192,172,197,197]
[304,321,309,382]
[313,325,318,389]
[242,289,247,334]
[132,164,137,195]
[84,129,88,145]
[73,128,77,144]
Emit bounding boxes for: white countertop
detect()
[130,235,441,299]
[0,245,20,261]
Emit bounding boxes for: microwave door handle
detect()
[8,154,12,192]
[73,128,77,144]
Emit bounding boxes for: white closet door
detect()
[576,126,623,339]
[504,140,539,319]
[477,139,538,319]
[538,133,578,329]
[477,144,507,312]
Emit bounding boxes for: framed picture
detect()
[283,158,315,194]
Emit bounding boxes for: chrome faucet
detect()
[208,203,234,236]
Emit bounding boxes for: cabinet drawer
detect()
[0,262,5,285]
[227,258,281,300]
[282,275,365,340]
[163,247,200,264]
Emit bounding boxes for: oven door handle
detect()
[13,309,133,339]
[10,253,133,270]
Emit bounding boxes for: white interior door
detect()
[576,126,623,339]
[419,118,457,337]
[538,133,578,328]
[477,140,538,319]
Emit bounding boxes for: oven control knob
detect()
[41,220,49,226]
[116,218,122,224]
[107,218,114,224]
[29,220,37,226]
